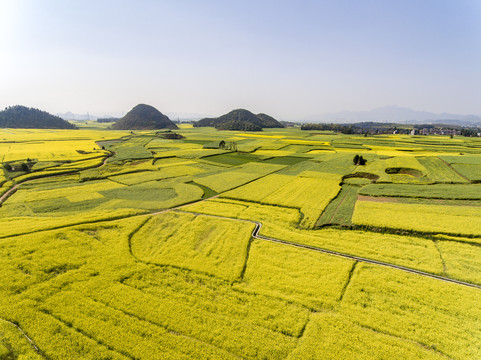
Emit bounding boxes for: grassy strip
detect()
[316,185,358,226]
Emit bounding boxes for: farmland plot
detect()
[359,183,481,199]
[417,156,468,183]
[1,127,481,359]
[262,174,341,228]
[353,200,481,236]
[194,162,285,193]
[131,212,254,280]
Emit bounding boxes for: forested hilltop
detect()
[112,104,178,130]
[0,105,77,129]
[194,109,284,131]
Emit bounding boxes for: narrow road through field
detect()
[175,209,481,291]
[0,183,19,205]
[3,151,481,292]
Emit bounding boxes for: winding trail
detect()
[0,183,19,204]
[2,149,481,292]
[174,209,481,291]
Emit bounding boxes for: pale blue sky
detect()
[1,0,480,120]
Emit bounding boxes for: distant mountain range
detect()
[304,106,481,126]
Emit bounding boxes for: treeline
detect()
[300,123,357,134]
[97,117,119,123]
[0,105,77,129]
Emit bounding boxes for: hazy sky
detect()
[1,0,480,120]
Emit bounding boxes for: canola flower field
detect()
[1,125,481,359]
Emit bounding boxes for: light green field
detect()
[1,126,481,359]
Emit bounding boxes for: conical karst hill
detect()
[194,109,284,131]
[113,104,178,130]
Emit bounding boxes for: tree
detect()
[21,163,29,172]
[353,155,359,165]
[353,154,366,165]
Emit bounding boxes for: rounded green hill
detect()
[194,109,284,131]
[0,105,77,129]
[113,104,178,130]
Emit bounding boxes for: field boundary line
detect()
[39,309,135,359]
[352,321,455,360]
[437,156,471,182]
[432,240,447,275]
[0,318,46,358]
[338,261,358,302]
[88,295,245,360]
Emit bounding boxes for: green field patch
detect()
[439,155,481,165]
[279,144,313,153]
[194,163,285,193]
[108,165,204,185]
[108,136,154,163]
[262,156,307,165]
[100,183,177,202]
[201,152,265,166]
[316,185,358,226]
[131,212,254,280]
[222,174,296,202]
[238,240,355,310]
[30,160,64,171]
[186,181,217,198]
[450,163,481,182]
[359,183,481,199]
[417,156,468,183]
[316,156,358,175]
[7,179,124,204]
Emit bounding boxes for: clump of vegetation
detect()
[156,130,184,139]
[353,154,367,165]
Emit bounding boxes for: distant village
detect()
[300,122,481,137]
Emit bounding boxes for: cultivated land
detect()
[1,125,481,359]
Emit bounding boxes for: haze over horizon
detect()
[1,0,480,121]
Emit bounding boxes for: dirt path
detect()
[175,209,481,291]
[0,184,19,205]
